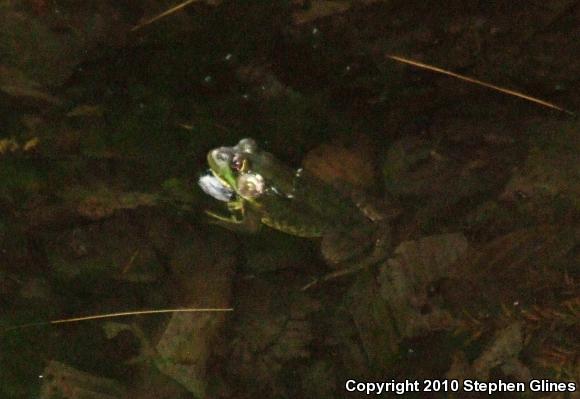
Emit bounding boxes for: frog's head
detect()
[202,138,266,201]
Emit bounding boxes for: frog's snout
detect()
[210,147,232,163]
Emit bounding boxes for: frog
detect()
[199,138,393,287]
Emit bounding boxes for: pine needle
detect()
[3,307,234,332]
[131,0,203,31]
[387,54,575,116]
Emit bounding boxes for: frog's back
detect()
[246,148,371,237]
[256,173,369,237]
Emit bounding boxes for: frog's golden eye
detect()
[237,173,265,199]
[232,154,250,173]
[236,138,257,154]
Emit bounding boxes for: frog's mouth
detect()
[198,171,235,202]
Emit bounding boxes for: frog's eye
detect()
[236,138,258,154]
[232,154,250,173]
[237,173,265,199]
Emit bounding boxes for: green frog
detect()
[199,138,392,286]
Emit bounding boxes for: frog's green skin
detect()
[204,138,390,270]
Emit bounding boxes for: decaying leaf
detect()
[378,233,469,338]
[472,322,530,381]
[39,360,126,399]
[66,105,104,118]
[446,323,532,382]
[383,136,488,200]
[153,240,235,398]
[155,313,221,397]
[348,233,469,366]
[228,279,320,394]
[444,225,579,381]
[347,270,399,371]
[303,136,378,190]
[75,190,158,221]
[236,63,296,99]
[0,138,19,155]
[448,225,579,313]
[1,3,133,89]
[293,0,352,25]
[0,137,40,155]
[22,137,40,152]
[501,121,580,211]
[0,66,61,105]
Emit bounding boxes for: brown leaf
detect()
[0,66,61,105]
[348,233,469,366]
[448,225,579,313]
[154,238,235,397]
[472,322,528,380]
[377,233,469,338]
[40,361,126,399]
[293,0,352,25]
[303,137,378,190]
[76,190,158,221]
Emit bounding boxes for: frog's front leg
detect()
[303,223,391,290]
[205,199,262,234]
[302,223,392,291]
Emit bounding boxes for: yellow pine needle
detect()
[132,0,202,31]
[3,307,234,332]
[387,54,575,116]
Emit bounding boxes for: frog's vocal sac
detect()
[199,138,391,270]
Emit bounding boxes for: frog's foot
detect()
[206,209,244,224]
[205,209,262,234]
[303,224,391,291]
[301,249,385,290]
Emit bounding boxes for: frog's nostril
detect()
[419,304,432,314]
[499,188,529,203]
[515,190,529,200]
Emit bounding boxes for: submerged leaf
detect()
[448,225,579,313]
[303,137,378,190]
[293,0,352,25]
[472,322,528,380]
[39,361,126,399]
[501,121,580,211]
[349,233,469,366]
[74,189,158,221]
[378,233,469,338]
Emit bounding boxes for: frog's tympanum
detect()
[199,138,391,285]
